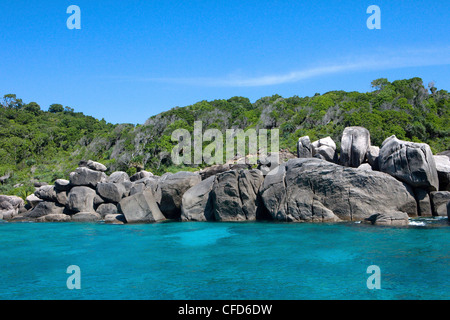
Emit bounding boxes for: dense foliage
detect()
[1,78,449,198]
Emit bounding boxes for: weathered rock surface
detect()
[311,137,337,163]
[367,146,380,170]
[67,186,96,213]
[54,179,71,191]
[96,203,118,218]
[85,160,107,172]
[414,188,432,217]
[25,201,66,218]
[211,169,265,221]
[70,167,106,188]
[26,194,43,208]
[378,136,439,191]
[104,214,126,224]
[155,171,202,219]
[433,155,450,191]
[130,170,153,182]
[118,189,166,223]
[0,195,26,219]
[181,176,216,222]
[357,163,372,171]
[37,214,71,222]
[34,185,57,202]
[365,211,409,226]
[107,171,130,184]
[71,212,102,222]
[96,182,126,203]
[55,190,68,206]
[297,136,313,158]
[430,191,450,216]
[260,158,417,222]
[257,153,281,176]
[340,127,371,168]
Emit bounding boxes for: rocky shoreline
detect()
[1,127,449,226]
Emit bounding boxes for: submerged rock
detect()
[365,211,409,226]
[37,214,71,222]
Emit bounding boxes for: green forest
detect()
[1,77,449,198]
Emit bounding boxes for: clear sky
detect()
[1,0,449,124]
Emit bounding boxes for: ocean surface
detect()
[0,218,449,300]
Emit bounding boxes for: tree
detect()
[49,104,64,113]
[2,94,24,109]
[371,78,390,91]
[24,102,41,115]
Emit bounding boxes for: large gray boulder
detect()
[0,201,15,220]
[130,170,153,182]
[34,185,57,202]
[154,171,202,219]
[107,171,130,184]
[55,190,68,206]
[67,186,96,213]
[26,194,43,208]
[181,176,216,222]
[85,160,107,172]
[433,155,450,191]
[54,179,71,191]
[311,137,337,163]
[96,203,118,218]
[340,127,371,168]
[25,201,66,218]
[297,136,313,158]
[238,169,265,220]
[118,189,166,223]
[430,191,450,216]
[260,158,417,222]
[70,167,106,188]
[211,169,265,221]
[0,195,26,219]
[367,146,380,170]
[257,153,280,176]
[96,182,126,203]
[378,136,439,191]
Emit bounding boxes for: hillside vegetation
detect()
[1,77,449,198]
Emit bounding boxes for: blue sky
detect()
[1,0,449,124]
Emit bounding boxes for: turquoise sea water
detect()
[0,219,449,300]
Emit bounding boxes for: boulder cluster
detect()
[1,127,449,225]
